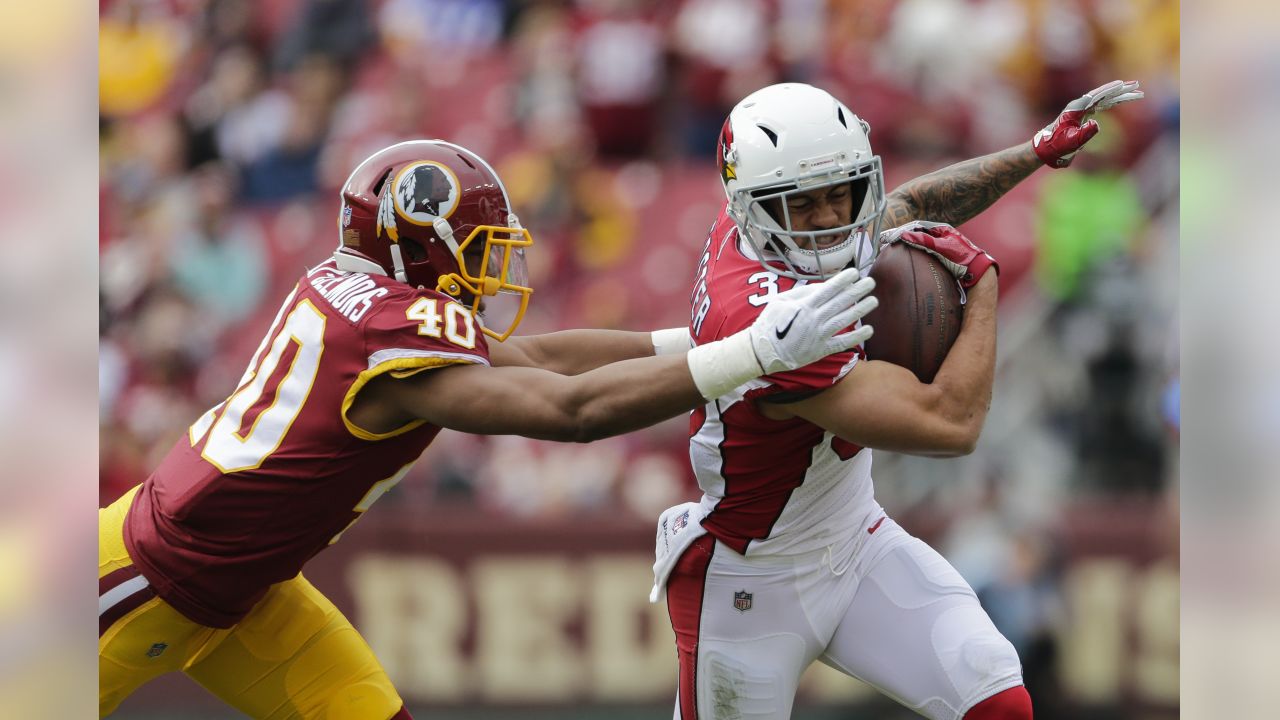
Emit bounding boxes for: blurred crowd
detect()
[99,2,1177,703]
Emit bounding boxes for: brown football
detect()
[862,242,964,383]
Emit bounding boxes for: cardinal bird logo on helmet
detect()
[717,118,737,183]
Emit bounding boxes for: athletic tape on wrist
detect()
[651,327,691,356]
[686,330,764,400]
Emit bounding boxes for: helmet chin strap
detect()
[782,233,858,278]
[388,244,409,283]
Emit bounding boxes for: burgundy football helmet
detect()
[334,140,533,340]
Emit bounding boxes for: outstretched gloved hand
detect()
[748,268,878,374]
[684,268,878,399]
[1033,80,1144,168]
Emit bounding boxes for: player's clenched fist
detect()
[1033,80,1144,168]
[882,221,997,290]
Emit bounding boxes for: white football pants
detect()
[665,516,1024,720]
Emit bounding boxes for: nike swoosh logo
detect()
[775,311,800,340]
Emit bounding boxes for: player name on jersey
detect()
[309,265,390,323]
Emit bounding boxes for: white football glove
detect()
[686,268,877,399]
[748,268,877,374]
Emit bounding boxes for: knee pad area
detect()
[931,605,1023,710]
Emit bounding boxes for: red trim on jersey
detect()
[668,534,716,719]
[831,435,863,460]
[688,403,708,444]
[701,391,827,555]
[761,348,859,397]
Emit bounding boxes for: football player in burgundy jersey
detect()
[649,81,1143,720]
[97,140,884,719]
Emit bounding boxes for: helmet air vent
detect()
[371,167,393,196]
[455,152,477,170]
[837,106,848,128]
[757,125,779,147]
[402,238,427,262]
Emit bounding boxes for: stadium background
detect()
[97,0,1179,718]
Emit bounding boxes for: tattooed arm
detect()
[881,80,1145,228]
[880,143,1042,229]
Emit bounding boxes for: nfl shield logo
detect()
[733,590,753,613]
[673,510,689,532]
[342,204,353,227]
[146,642,168,658]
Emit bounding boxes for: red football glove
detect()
[1032,80,1144,168]
[881,221,998,290]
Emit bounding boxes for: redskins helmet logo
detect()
[717,118,737,183]
[376,161,462,242]
[393,161,461,225]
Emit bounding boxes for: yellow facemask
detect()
[436,224,534,342]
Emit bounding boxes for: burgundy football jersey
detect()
[124,259,489,627]
[688,206,878,557]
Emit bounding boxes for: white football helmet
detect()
[718,83,886,279]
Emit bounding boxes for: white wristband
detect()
[685,330,765,400]
[651,327,691,356]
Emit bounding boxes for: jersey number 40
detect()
[188,295,327,473]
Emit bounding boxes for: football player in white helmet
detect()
[718,83,886,280]
[714,80,1142,283]
[649,80,1142,720]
